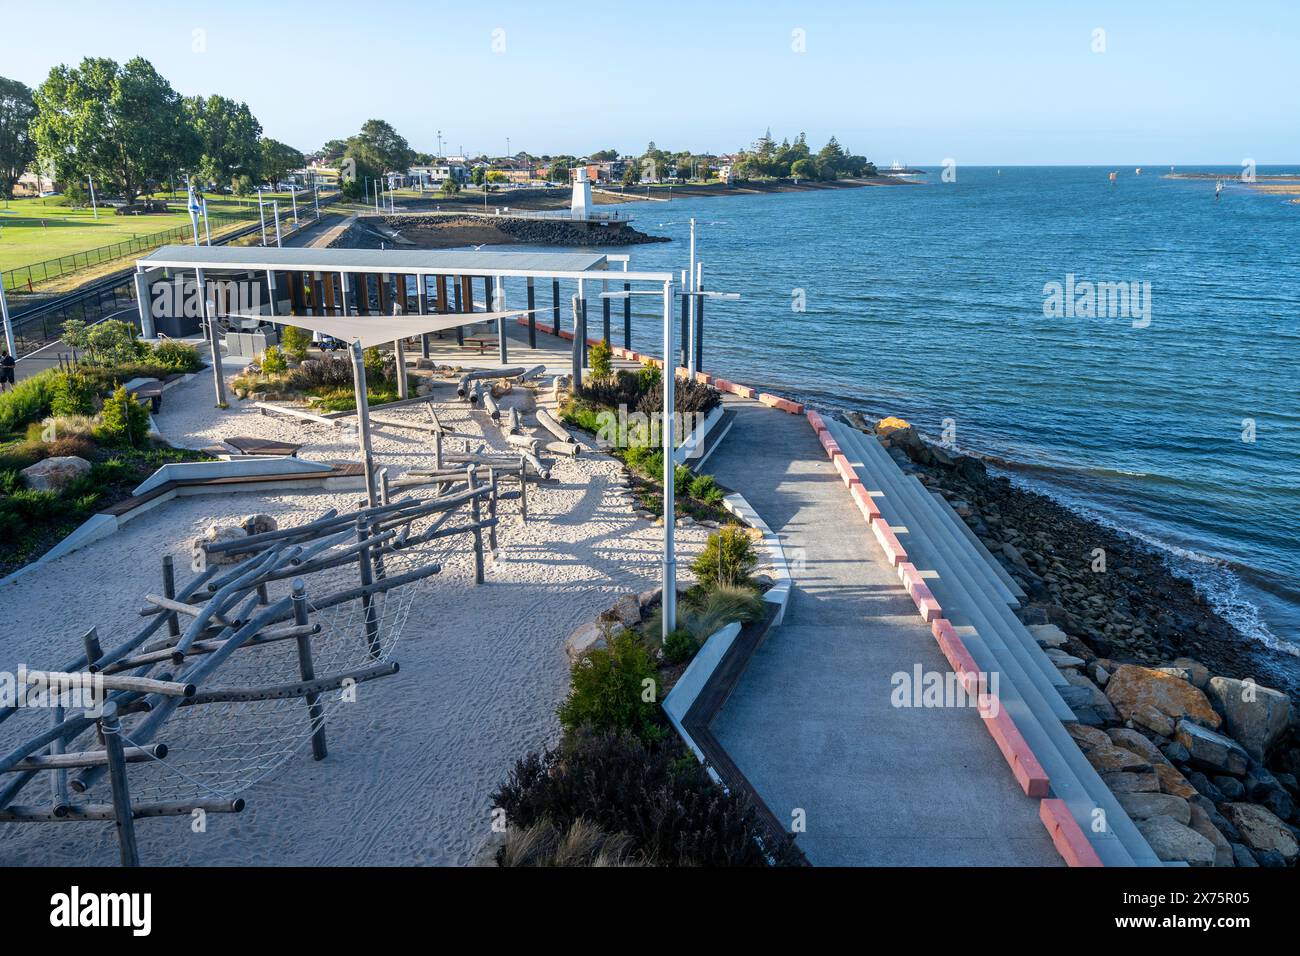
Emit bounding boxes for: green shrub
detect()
[151,340,202,372]
[50,371,98,417]
[96,387,150,448]
[0,441,46,473]
[662,628,699,665]
[0,372,57,434]
[636,377,720,417]
[637,362,661,392]
[490,728,799,866]
[260,346,288,375]
[588,339,613,380]
[281,325,312,362]
[363,346,393,384]
[310,385,399,412]
[579,369,644,410]
[673,464,692,496]
[691,524,759,590]
[682,584,767,639]
[558,630,663,743]
[286,356,355,391]
[688,472,725,505]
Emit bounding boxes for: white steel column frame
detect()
[137,251,688,640]
[660,279,676,639]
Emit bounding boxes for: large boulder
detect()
[1204,676,1292,763]
[240,513,279,536]
[20,455,92,492]
[1186,802,1235,867]
[192,523,255,566]
[1104,664,1222,737]
[1116,792,1192,825]
[599,593,642,629]
[1175,720,1250,777]
[1134,816,1217,866]
[1222,803,1299,864]
[1061,671,1118,725]
[564,620,620,662]
[1108,727,1198,799]
[1083,740,1160,793]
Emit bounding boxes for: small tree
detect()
[97,386,150,448]
[281,325,312,362]
[691,525,758,590]
[588,339,613,380]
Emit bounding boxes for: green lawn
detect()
[0,190,307,275]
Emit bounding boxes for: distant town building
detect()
[408,164,468,186]
[14,168,59,197]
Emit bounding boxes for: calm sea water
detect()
[576,167,1299,660]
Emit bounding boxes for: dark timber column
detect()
[418,276,431,357]
[551,279,560,335]
[324,273,337,315]
[435,275,448,342]
[454,275,466,346]
[695,286,705,372]
[580,295,588,367]
[355,274,369,315]
[602,290,611,346]
[378,273,391,314]
[482,276,491,313]
[570,294,582,388]
[623,281,631,350]
[526,276,536,349]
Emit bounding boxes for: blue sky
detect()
[3,0,1296,164]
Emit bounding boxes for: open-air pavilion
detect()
[133,243,689,635]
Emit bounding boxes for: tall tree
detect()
[32,57,191,202]
[186,94,262,188]
[0,77,37,199]
[259,138,304,186]
[346,119,414,175]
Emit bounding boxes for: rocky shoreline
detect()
[329,214,668,252]
[849,413,1299,867]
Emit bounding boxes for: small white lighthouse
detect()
[570,165,592,219]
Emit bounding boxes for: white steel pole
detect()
[291,187,298,224]
[687,217,696,378]
[661,278,676,641]
[0,281,15,357]
[257,191,268,246]
[202,198,211,245]
[88,176,98,219]
[272,201,283,247]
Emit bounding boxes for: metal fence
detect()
[2,211,253,293]
[9,193,341,360]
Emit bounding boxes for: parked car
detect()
[315,334,347,352]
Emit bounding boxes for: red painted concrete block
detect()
[930,618,981,694]
[979,702,1051,798]
[695,371,713,385]
[899,566,942,623]
[819,436,842,460]
[806,410,827,435]
[1039,799,1104,867]
[757,393,804,415]
[848,481,881,521]
[870,517,907,567]
[833,454,857,487]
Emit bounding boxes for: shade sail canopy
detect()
[247,309,532,348]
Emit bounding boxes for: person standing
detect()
[0,349,15,393]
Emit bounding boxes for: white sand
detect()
[0,364,705,865]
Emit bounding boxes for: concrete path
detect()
[705,396,1061,866]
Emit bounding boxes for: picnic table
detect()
[462,337,498,355]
